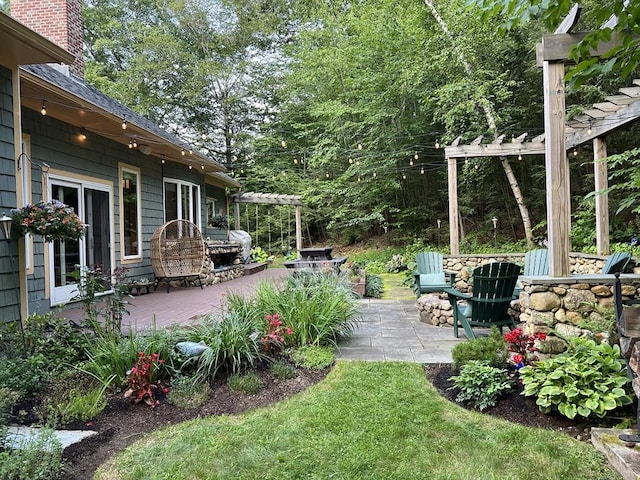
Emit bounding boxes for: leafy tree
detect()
[471,0,640,85]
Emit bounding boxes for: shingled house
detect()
[0,2,239,325]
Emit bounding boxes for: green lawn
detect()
[95,362,620,480]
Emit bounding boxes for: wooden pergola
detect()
[230,192,304,255]
[444,6,640,276]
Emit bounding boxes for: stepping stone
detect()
[6,426,97,451]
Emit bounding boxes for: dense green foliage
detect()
[450,360,514,411]
[451,327,509,369]
[520,337,633,419]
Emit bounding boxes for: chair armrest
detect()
[444,287,470,301]
[444,270,457,286]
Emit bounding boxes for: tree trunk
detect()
[423,0,535,247]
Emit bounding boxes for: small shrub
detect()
[289,345,334,370]
[365,273,384,298]
[451,328,508,369]
[124,352,168,407]
[227,372,262,395]
[385,254,406,273]
[0,356,48,399]
[270,360,297,379]
[167,375,210,408]
[520,337,633,419]
[449,360,513,411]
[0,428,65,480]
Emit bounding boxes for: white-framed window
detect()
[163,178,200,228]
[119,164,142,262]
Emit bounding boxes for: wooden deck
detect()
[59,268,291,332]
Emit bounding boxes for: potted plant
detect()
[346,262,366,296]
[11,200,86,242]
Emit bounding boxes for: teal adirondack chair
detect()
[513,249,549,298]
[446,262,521,339]
[413,251,456,296]
[602,252,631,274]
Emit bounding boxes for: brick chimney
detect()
[10,0,85,77]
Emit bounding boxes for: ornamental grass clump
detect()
[11,199,86,242]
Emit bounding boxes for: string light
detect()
[511,135,515,143]
[281,140,287,148]
[40,99,47,116]
[414,152,419,160]
[373,171,377,178]
[356,160,360,166]
[188,164,193,169]
[128,139,133,149]
[201,164,205,170]
[189,149,193,155]
[573,148,578,157]
[79,128,86,141]
[409,157,414,166]
[518,151,522,161]
[435,139,440,149]
[132,138,137,148]
[121,115,127,129]
[421,167,424,174]
[293,158,298,164]
[587,120,592,135]
[357,142,363,150]
[348,157,353,164]
[325,172,329,178]
[358,176,361,182]
[181,148,185,156]
[402,172,407,180]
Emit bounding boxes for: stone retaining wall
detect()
[417,253,640,333]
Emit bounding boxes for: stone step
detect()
[6,426,97,451]
[591,427,640,480]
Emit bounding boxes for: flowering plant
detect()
[124,352,169,407]
[262,313,293,355]
[504,328,547,369]
[11,200,86,242]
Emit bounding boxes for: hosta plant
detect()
[449,360,513,411]
[520,337,632,419]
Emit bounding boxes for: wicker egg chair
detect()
[150,219,206,293]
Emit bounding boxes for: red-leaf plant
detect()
[262,313,294,355]
[504,328,547,369]
[124,352,169,407]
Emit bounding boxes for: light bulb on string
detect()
[188,164,192,169]
[358,176,361,182]
[573,148,578,157]
[293,158,298,164]
[201,164,205,170]
[189,149,193,155]
[356,160,360,166]
[348,157,353,164]
[121,116,127,129]
[518,151,522,161]
[402,172,407,180]
[357,142,363,150]
[79,128,86,141]
[409,157,414,166]
[40,99,47,116]
[414,152,419,160]
[181,148,185,156]
[420,167,424,174]
[325,172,329,178]
[132,138,137,148]
[511,135,515,143]
[435,139,440,149]
[281,140,287,148]
[587,121,592,135]
[128,139,133,149]
[373,171,377,178]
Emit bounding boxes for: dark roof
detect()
[21,63,229,175]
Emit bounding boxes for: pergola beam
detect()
[444,142,545,159]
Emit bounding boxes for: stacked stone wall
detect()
[417,253,640,331]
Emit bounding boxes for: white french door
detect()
[49,177,113,306]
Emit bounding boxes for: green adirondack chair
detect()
[513,249,549,298]
[413,251,456,296]
[446,262,521,339]
[602,252,631,274]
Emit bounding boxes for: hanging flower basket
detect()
[11,200,87,242]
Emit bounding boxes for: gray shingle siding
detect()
[0,65,19,323]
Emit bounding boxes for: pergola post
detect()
[447,156,459,255]
[234,202,241,230]
[295,205,302,258]
[543,60,571,276]
[594,137,609,255]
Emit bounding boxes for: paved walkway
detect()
[336,274,464,363]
